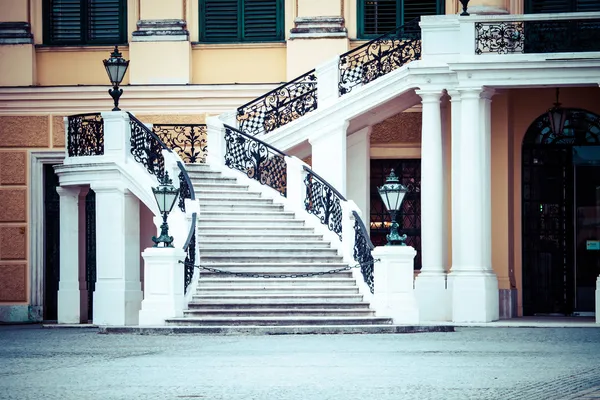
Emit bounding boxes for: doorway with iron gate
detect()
[370,159,421,270]
[522,108,600,316]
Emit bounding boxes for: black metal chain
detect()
[178,259,380,279]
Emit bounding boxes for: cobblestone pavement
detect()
[0,325,599,400]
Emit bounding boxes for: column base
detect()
[93,287,143,326]
[57,287,81,324]
[373,293,419,324]
[450,271,499,322]
[139,300,183,326]
[414,272,450,322]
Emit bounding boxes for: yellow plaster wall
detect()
[286,38,348,79]
[298,0,342,17]
[0,0,29,22]
[192,45,286,84]
[140,0,183,20]
[129,41,191,84]
[0,44,35,86]
[36,47,131,86]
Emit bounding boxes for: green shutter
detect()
[526,0,572,13]
[243,0,281,41]
[362,0,398,36]
[48,0,82,44]
[201,0,239,42]
[576,0,600,11]
[403,0,438,25]
[88,0,123,43]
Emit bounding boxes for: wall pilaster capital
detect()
[457,87,484,100]
[415,89,443,104]
[56,185,82,198]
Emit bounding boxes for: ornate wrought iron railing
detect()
[338,18,421,96]
[127,113,169,179]
[177,161,195,213]
[475,18,600,55]
[236,69,318,137]
[352,210,375,294]
[303,166,345,240]
[224,125,287,196]
[183,213,197,294]
[152,124,208,164]
[67,113,104,157]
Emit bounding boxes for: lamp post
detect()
[103,45,129,111]
[547,88,567,137]
[152,172,180,248]
[378,169,408,246]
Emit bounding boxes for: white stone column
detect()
[57,186,82,324]
[346,126,371,225]
[372,246,419,324]
[139,247,186,325]
[309,120,349,196]
[92,184,143,326]
[206,116,226,166]
[449,87,499,323]
[414,89,450,321]
[480,89,495,281]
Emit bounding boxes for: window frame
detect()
[357,0,443,40]
[198,0,285,43]
[42,0,128,46]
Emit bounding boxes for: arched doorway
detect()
[522,107,600,316]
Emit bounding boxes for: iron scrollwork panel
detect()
[304,170,343,240]
[67,113,104,157]
[353,211,375,294]
[224,126,287,196]
[152,124,208,164]
[184,230,196,293]
[129,114,167,179]
[178,170,192,213]
[339,19,421,96]
[237,70,318,137]
[475,21,525,54]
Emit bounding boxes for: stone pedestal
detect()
[139,247,186,326]
[372,246,419,324]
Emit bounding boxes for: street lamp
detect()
[547,88,567,137]
[103,45,129,111]
[152,172,179,248]
[378,169,408,246]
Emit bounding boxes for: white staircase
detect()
[165,163,392,327]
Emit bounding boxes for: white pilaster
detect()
[346,126,371,227]
[449,87,499,323]
[139,247,186,325]
[92,184,143,326]
[315,57,341,108]
[480,89,495,283]
[414,89,450,321]
[372,246,420,324]
[57,186,82,324]
[309,120,349,196]
[206,116,226,166]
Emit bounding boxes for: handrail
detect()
[236,69,318,137]
[302,165,346,201]
[338,18,421,96]
[152,123,208,164]
[176,160,196,213]
[303,165,345,239]
[352,210,375,294]
[223,124,288,196]
[67,113,104,157]
[183,213,197,293]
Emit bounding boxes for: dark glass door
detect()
[43,164,60,321]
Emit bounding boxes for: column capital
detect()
[457,87,484,99]
[415,89,443,103]
[480,88,495,101]
[446,89,461,101]
[56,185,82,198]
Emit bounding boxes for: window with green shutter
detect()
[199,0,284,43]
[358,0,442,39]
[525,0,600,13]
[43,0,127,45]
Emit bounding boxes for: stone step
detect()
[198,226,315,235]
[198,270,354,279]
[193,183,249,192]
[197,218,305,228]
[182,308,375,318]
[197,233,324,242]
[187,301,370,310]
[200,203,284,212]
[194,278,356,287]
[198,240,331,249]
[198,248,338,256]
[199,211,296,220]
[199,197,274,205]
[165,316,391,326]
[195,286,359,295]
[196,190,263,199]
[200,254,343,264]
[190,176,238,184]
[185,164,213,171]
[190,294,363,303]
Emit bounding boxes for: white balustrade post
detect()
[285,156,308,216]
[101,111,131,163]
[92,184,143,326]
[372,246,419,324]
[414,88,450,321]
[315,57,340,108]
[309,120,349,196]
[57,186,82,324]
[347,127,372,227]
[449,87,499,323]
[139,247,186,326]
[206,115,226,166]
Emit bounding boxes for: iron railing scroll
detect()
[224,125,287,196]
[236,69,318,137]
[177,161,195,213]
[475,18,600,55]
[303,166,345,240]
[127,113,169,180]
[67,113,104,157]
[183,214,196,294]
[338,18,421,96]
[352,210,375,294]
[152,124,208,164]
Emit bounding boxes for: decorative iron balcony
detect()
[67,113,104,157]
[152,124,207,164]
